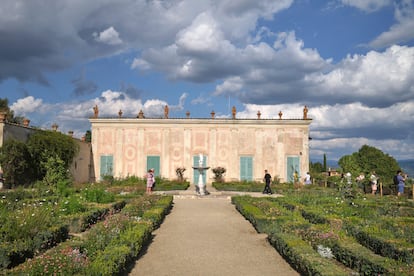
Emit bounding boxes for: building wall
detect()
[0,120,93,184]
[90,118,311,183]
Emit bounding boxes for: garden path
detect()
[127,190,299,276]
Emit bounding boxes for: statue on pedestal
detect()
[93,105,99,118]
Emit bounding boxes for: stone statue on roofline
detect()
[164,105,169,119]
[93,105,99,118]
[303,105,308,120]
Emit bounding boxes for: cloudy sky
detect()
[1,0,413,161]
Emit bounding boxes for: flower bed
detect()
[8,195,173,275]
[232,191,414,275]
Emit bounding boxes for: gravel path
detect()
[128,195,299,276]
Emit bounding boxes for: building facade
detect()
[90,107,312,184]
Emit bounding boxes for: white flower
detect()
[317,244,334,259]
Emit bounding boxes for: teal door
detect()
[147,156,160,177]
[193,155,207,184]
[287,156,300,182]
[240,156,253,181]
[100,155,113,179]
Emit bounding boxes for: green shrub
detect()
[89,245,130,276]
[83,187,115,203]
[215,181,263,192]
[83,214,133,259]
[80,208,109,231]
[268,230,351,275]
[58,195,86,215]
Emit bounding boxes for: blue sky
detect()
[1,0,413,161]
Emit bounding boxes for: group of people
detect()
[262,170,312,194]
[146,167,408,197]
[356,170,408,196]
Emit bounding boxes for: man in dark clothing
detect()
[263,169,273,194]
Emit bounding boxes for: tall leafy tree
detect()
[323,154,327,172]
[338,145,400,185]
[310,161,324,173]
[0,139,34,187]
[27,130,79,181]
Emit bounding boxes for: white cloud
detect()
[340,0,391,12]
[369,0,414,48]
[10,96,44,115]
[237,100,414,160]
[93,26,123,45]
[176,13,224,54]
[305,45,414,106]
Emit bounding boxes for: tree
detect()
[27,130,79,181]
[0,139,34,187]
[85,130,92,143]
[338,153,360,177]
[323,154,327,172]
[338,145,400,185]
[0,98,24,124]
[310,161,324,173]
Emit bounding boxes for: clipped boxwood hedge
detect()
[232,195,414,275]
[8,195,173,275]
[268,230,352,275]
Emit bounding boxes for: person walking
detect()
[146,169,154,194]
[263,170,273,194]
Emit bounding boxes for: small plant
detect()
[212,167,226,182]
[175,167,186,182]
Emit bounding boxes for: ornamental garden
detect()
[0,176,413,275]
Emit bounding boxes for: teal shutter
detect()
[100,155,113,179]
[240,156,253,181]
[146,156,160,177]
[193,155,207,183]
[287,156,300,182]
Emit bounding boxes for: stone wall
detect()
[0,120,94,185]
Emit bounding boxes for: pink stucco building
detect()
[89,107,312,184]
